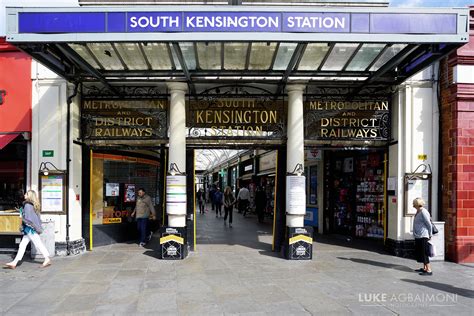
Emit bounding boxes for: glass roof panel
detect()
[370,44,408,71]
[179,42,197,70]
[346,44,386,71]
[69,44,100,69]
[248,42,277,70]
[224,43,249,70]
[321,43,359,71]
[298,43,330,71]
[142,43,173,70]
[87,43,124,71]
[197,42,221,70]
[114,43,148,70]
[273,43,298,71]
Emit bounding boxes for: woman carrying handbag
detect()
[4,190,51,269]
[412,198,433,276]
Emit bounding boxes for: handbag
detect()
[427,241,436,257]
[431,220,439,235]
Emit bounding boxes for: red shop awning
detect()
[0,133,19,150]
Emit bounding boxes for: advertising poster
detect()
[124,184,136,202]
[106,183,119,197]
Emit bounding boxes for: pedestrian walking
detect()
[5,190,51,269]
[131,188,156,247]
[214,187,223,218]
[223,186,236,227]
[412,197,433,276]
[237,185,250,216]
[209,185,217,212]
[197,188,205,214]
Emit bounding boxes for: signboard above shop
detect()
[81,99,168,142]
[304,98,390,143]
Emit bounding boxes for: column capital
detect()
[167,82,188,92]
[286,84,306,94]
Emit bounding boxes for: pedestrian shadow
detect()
[400,279,474,298]
[337,257,413,272]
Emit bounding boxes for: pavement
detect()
[1,206,473,315]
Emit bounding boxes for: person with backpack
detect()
[214,187,223,218]
[5,190,51,269]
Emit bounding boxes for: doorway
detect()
[192,148,281,253]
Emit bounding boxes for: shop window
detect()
[91,153,160,225]
[326,151,385,239]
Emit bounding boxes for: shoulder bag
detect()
[431,220,439,235]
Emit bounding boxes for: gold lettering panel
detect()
[304,99,390,141]
[81,100,168,140]
[186,98,286,139]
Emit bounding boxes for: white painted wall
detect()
[387,65,439,241]
[30,61,82,243]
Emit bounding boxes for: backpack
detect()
[214,191,223,204]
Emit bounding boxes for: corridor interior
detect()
[194,148,275,252]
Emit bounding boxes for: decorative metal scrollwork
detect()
[82,84,165,99]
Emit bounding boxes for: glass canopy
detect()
[67,41,411,82]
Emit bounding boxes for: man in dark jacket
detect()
[131,188,156,246]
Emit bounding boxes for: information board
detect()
[166,176,187,215]
[39,173,66,214]
[286,176,306,215]
[404,173,431,216]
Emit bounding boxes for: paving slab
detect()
[1,204,473,315]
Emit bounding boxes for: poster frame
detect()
[404,173,432,217]
[38,171,67,215]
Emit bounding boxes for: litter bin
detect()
[31,221,55,259]
[430,221,445,261]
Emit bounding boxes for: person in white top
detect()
[237,185,250,216]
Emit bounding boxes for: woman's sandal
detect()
[4,263,16,269]
[41,260,52,268]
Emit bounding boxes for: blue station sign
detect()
[17,11,458,34]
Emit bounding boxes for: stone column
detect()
[167,82,188,227]
[286,84,306,228]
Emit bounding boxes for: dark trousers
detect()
[137,218,149,244]
[215,204,222,216]
[198,201,204,214]
[241,200,250,216]
[224,206,233,223]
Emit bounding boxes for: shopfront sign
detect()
[18,12,457,35]
[81,99,167,141]
[186,98,286,139]
[304,99,390,142]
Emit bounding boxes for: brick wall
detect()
[439,7,474,263]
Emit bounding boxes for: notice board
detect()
[404,173,431,216]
